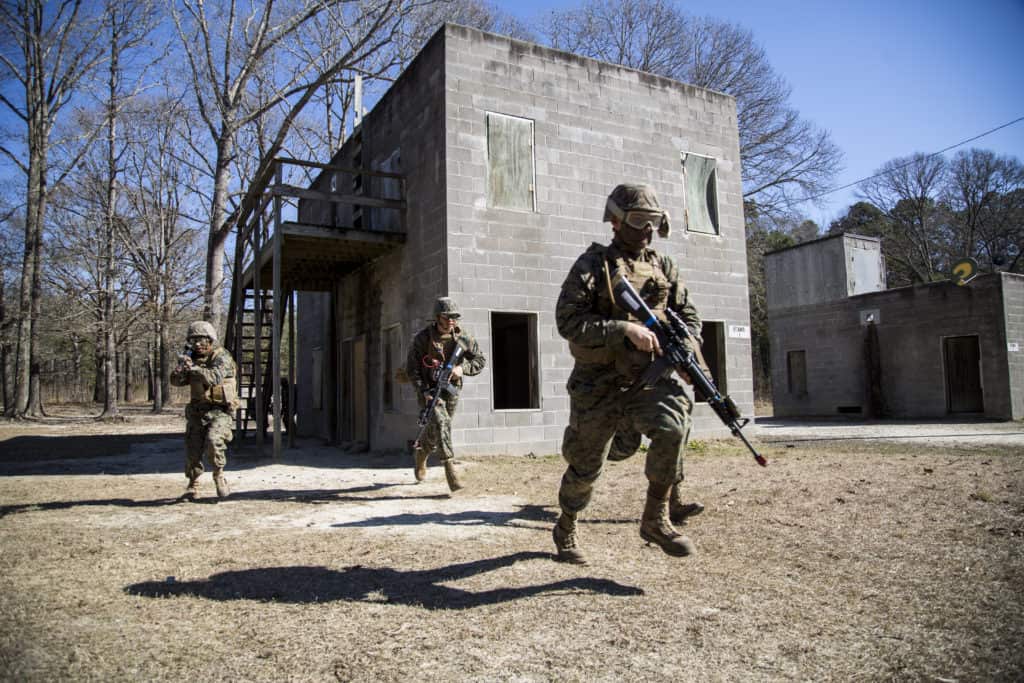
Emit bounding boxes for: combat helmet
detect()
[433,297,461,318]
[187,320,218,343]
[603,183,671,238]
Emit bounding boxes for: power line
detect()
[800,115,1024,204]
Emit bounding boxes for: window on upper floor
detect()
[681,151,720,235]
[486,112,535,211]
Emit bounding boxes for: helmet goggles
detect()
[622,210,665,232]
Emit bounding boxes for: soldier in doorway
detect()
[406,298,486,492]
[552,183,704,564]
[170,320,238,501]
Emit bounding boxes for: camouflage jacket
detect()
[170,346,239,410]
[405,323,486,394]
[556,240,702,378]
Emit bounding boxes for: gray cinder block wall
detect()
[296,24,755,454]
[767,234,1023,420]
[443,26,753,454]
[1002,273,1024,418]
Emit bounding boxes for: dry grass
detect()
[1,408,1022,681]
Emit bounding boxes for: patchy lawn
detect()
[1,407,1022,681]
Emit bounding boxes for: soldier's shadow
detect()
[124,551,644,609]
[331,503,557,529]
[0,483,448,518]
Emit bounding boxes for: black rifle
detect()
[413,344,465,449]
[610,274,767,467]
[175,340,195,372]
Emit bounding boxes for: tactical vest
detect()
[189,348,239,410]
[568,245,671,378]
[419,327,466,388]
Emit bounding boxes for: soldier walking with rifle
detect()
[552,184,763,565]
[170,320,239,501]
[406,298,486,492]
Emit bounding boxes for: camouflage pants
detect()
[414,393,459,463]
[184,404,234,480]
[559,367,692,515]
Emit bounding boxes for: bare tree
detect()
[0,206,20,412]
[0,0,107,416]
[858,153,950,286]
[169,0,437,329]
[120,96,205,412]
[542,0,842,216]
[945,149,1024,273]
[284,0,533,169]
[55,0,161,418]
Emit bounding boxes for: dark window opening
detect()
[787,350,807,397]
[492,312,539,410]
[382,325,400,412]
[695,322,727,402]
[837,405,862,414]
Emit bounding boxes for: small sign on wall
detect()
[1009,342,1020,353]
[728,324,750,339]
[860,309,881,326]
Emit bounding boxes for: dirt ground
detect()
[1,405,1022,682]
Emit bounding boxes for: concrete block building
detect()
[288,24,755,455]
[766,233,1024,419]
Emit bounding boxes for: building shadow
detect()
[124,551,644,609]
[0,433,185,476]
[0,434,414,477]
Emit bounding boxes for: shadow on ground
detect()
[125,551,644,609]
[0,433,411,477]
[331,503,559,529]
[0,482,452,518]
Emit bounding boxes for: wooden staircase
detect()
[224,155,406,458]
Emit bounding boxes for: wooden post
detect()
[253,209,264,459]
[272,162,283,460]
[288,289,296,449]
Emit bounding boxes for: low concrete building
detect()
[766,233,1024,419]
[272,23,755,455]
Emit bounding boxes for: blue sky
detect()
[500,0,1024,227]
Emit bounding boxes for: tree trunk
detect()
[146,340,155,403]
[25,206,44,417]
[71,335,82,403]
[159,310,171,410]
[124,348,134,403]
[93,329,104,403]
[12,140,47,416]
[204,134,235,330]
[100,33,120,419]
[0,344,8,414]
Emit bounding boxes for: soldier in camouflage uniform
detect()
[553,184,704,564]
[406,298,486,492]
[170,321,238,501]
[607,420,705,522]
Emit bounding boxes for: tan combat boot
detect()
[414,450,428,483]
[669,482,705,525]
[552,512,587,565]
[443,460,463,492]
[212,468,230,500]
[180,476,200,502]
[640,482,695,557]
